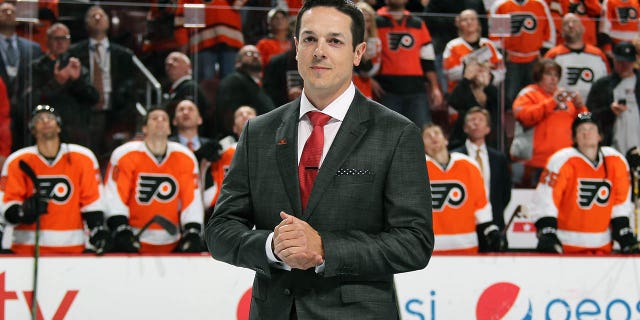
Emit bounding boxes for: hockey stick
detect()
[502,204,523,237]
[134,214,178,240]
[19,160,44,320]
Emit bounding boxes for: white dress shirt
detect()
[465,139,491,197]
[266,83,356,272]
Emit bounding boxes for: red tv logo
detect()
[0,272,78,320]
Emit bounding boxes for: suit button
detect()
[283,289,291,295]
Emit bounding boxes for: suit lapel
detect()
[302,92,371,220]
[275,101,303,215]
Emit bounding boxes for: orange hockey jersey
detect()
[442,37,505,92]
[530,146,633,253]
[0,144,105,254]
[512,84,588,168]
[203,144,235,210]
[187,0,244,52]
[546,0,601,46]
[104,141,203,253]
[600,0,640,43]
[427,152,493,253]
[490,0,556,63]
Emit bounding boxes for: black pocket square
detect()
[336,168,374,176]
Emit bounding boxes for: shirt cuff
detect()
[265,232,291,271]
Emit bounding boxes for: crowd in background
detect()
[0,0,639,254]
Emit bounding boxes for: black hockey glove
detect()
[535,217,563,254]
[194,141,222,162]
[108,216,140,253]
[89,226,111,255]
[478,222,507,252]
[178,223,203,253]
[5,195,48,225]
[626,147,640,171]
[611,217,640,254]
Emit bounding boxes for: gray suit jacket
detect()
[205,91,433,320]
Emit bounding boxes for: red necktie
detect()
[187,140,194,151]
[299,112,332,210]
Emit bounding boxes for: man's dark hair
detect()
[295,0,365,49]
[143,106,170,126]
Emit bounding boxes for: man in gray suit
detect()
[205,0,434,319]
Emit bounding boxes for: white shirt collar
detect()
[172,75,193,91]
[465,139,486,154]
[89,38,110,49]
[298,83,355,122]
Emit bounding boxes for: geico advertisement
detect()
[1,255,639,319]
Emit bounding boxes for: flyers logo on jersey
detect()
[388,33,415,50]
[136,174,178,204]
[577,179,611,208]
[617,7,638,23]
[510,14,537,35]
[566,67,594,85]
[430,181,466,210]
[38,176,73,204]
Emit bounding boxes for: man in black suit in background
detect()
[205,0,433,318]
[0,2,43,150]
[164,51,209,125]
[452,106,511,251]
[68,5,136,163]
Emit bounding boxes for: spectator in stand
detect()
[203,105,256,222]
[544,13,609,100]
[452,107,511,252]
[0,105,109,254]
[68,5,137,165]
[263,46,300,106]
[375,0,443,127]
[256,7,291,68]
[511,58,587,187]
[353,1,381,98]
[169,99,212,155]
[530,112,639,254]
[587,42,640,155]
[191,0,245,81]
[216,45,274,137]
[0,2,43,151]
[30,23,99,147]
[447,60,499,149]
[489,0,555,114]
[598,0,640,59]
[164,51,210,124]
[423,123,504,253]
[104,107,204,253]
[442,9,504,95]
[424,0,489,93]
[546,0,601,47]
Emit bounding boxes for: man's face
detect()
[172,101,202,130]
[574,122,601,149]
[614,59,635,78]
[47,27,71,57]
[270,11,289,33]
[295,6,364,99]
[463,111,491,141]
[457,10,479,36]
[143,110,171,138]
[165,53,190,82]
[86,7,109,35]
[0,3,17,28]
[422,126,448,156]
[32,112,60,141]
[562,14,584,44]
[238,45,262,73]
[232,106,257,136]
